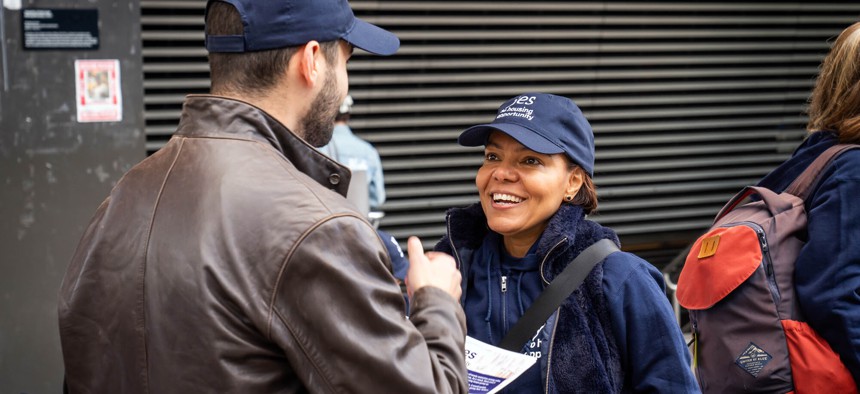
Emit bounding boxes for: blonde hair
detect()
[807,22,860,143]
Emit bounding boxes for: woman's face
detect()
[476,132,583,256]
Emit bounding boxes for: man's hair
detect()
[807,22,860,144]
[206,1,340,96]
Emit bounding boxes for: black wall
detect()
[0,1,144,391]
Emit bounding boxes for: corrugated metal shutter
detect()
[141,1,860,267]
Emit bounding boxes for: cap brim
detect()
[342,18,400,56]
[458,124,565,154]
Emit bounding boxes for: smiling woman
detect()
[476,132,581,257]
[436,92,700,393]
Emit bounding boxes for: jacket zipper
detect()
[539,238,568,285]
[500,275,508,331]
[537,238,566,393]
[446,217,461,270]
[446,217,468,306]
[543,311,561,394]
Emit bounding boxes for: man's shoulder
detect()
[172,138,359,225]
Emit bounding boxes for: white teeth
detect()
[493,193,523,203]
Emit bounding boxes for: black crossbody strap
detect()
[498,238,620,352]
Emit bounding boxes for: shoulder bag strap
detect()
[498,238,620,352]
[785,144,859,200]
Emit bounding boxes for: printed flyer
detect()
[75,59,122,122]
[465,336,537,394]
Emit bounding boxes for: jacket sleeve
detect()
[603,253,700,393]
[795,155,860,382]
[268,214,468,394]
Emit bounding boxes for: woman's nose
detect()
[492,163,517,182]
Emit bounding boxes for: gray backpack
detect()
[676,144,858,393]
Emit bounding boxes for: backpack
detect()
[676,144,859,393]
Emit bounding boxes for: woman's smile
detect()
[490,192,525,206]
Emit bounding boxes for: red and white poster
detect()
[75,59,122,122]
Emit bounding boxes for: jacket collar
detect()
[445,203,585,254]
[175,95,351,196]
[443,203,618,280]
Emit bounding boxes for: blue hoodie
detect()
[437,203,698,393]
[757,131,860,382]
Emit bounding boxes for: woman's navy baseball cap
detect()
[204,0,400,56]
[458,93,595,176]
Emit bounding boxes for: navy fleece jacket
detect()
[438,204,698,393]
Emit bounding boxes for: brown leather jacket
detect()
[58,95,468,393]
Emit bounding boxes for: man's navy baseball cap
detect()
[204,0,400,56]
[458,93,595,176]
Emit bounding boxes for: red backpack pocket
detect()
[781,320,858,393]
[677,225,763,310]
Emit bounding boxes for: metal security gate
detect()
[141,1,860,267]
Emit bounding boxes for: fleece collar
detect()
[441,203,619,282]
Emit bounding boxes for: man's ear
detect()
[295,40,323,87]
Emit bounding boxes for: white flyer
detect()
[74,59,122,122]
[465,336,538,394]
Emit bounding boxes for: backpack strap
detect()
[498,238,620,352]
[715,144,859,221]
[784,144,859,200]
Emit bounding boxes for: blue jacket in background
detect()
[437,203,699,393]
[757,131,860,382]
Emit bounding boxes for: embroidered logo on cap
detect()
[497,95,536,121]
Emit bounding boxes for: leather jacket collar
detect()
[175,95,352,197]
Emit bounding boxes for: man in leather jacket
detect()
[57,1,467,393]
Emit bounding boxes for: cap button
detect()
[329,173,341,185]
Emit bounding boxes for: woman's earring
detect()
[564,195,573,202]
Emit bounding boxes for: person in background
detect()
[436,93,699,393]
[57,0,467,392]
[319,94,386,209]
[754,21,860,384]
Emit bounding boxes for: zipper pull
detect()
[758,231,769,252]
[501,275,508,293]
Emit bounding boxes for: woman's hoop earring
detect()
[564,195,573,202]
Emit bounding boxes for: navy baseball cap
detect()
[458,93,595,176]
[205,0,400,56]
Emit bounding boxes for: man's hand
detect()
[405,236,462,301]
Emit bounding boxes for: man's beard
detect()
[300,68,340,148]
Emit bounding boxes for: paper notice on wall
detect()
[4,0,22,11]
[465,336,537,394]
[75,59,121,122]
